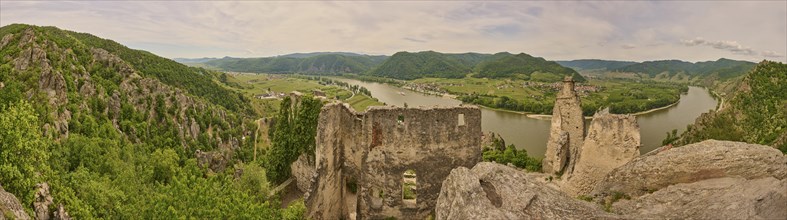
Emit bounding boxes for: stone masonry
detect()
[542,76,585,175]
[304,103,482,220]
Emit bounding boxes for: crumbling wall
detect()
[357,106,482,219]
[305,104,482,220]
[543,77,585,175]
[563,111,640,196]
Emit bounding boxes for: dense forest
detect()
[202,53,387,74]
[672,61,787,153]
[474,53,584,81]
[366,51,473,79]
[609,58,756,79]
[556,59,638,71]
[0,24,307,218]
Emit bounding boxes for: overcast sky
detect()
[1,1,785,62]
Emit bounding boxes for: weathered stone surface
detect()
[591,140,787,199]
[195,149,229,173]
[290,153,315,192]
[34,183,54,220]
[436,162,614,220]
[543,77,585,175]
[0,184,30,220]
[563,111,640,196]
[306,103,482,220]
[613,177,787,219]
[53,204,72,220]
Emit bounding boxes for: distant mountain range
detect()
[187,51,582,81]
[177,52,754,83]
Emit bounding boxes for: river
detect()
[336,78,717,157]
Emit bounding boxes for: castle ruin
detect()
[300,103,482,219]
[542,76,586,175]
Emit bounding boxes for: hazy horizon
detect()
[2,1,785,62]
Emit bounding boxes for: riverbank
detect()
[525,101,680,120]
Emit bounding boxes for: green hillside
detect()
[611,58,755,79]
[0,24,300,218]
[556,59,639,71]
[673,61,787,153]
[203,53,384,74]
[367,51,472,79]
[475,53,584,82]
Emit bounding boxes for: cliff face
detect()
[563,111,640,196]
[542,77,585,175]
[0,185,30,220]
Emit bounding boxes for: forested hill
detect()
[367,51,473,79]
[0,24,298,218]
[556,59,638,71]
[474,52,584,81]
[610,58,756,79]
[202,53,387,74]
[672,61,787,153]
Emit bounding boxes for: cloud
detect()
[1,1,784,62]
[681,37,760,56]
[403,37,427,43]
[761,51,784,58]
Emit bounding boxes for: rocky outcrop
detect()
[290,154,315,192]
[34,183,54,220]
[591,140,787,199]
[0,184,30,220]
[563,111,640,196]
[613,177,787,219]
[543,77,585,175]
[437,161,787,220]
[195,149,230,173]
[436,162,614,220]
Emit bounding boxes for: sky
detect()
[1,1,785,62]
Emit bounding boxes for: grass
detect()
[224,73,383,114]
[346,94,382,112]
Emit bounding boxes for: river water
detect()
[336,79,717,157]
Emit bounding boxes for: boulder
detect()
[591,140,787,199]
[613,177,787,219]
[563,112,639,196]
[0,184,30,220]
[436,162,614,220]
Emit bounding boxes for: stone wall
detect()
[305,103,482,220]
[543,77,585,175]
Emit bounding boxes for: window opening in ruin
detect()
[458,113,466,126]
[397,114,404,125]
[371,187,384,209]
[402,169,417,208]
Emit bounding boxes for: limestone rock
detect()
[436,162,614,220]
[591,140,787,199]
[0,184,30,220]
[290,153,315,192]
[613,177,787,219]
[543,77,585,175]
[564,112,640,196]
[195,149,229,173]
[53,204,72,220]
[34,183,54,220]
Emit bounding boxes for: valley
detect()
[0,8,784,218]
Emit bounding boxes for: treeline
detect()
[203,53,387,74]
[474,53,584,81]
[481,133,542,172]
[610,58,755,79]
[459,80,686,116]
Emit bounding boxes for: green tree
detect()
[0,100,51,203]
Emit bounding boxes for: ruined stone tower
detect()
[542,76,585,175]
[303,104,482,220]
